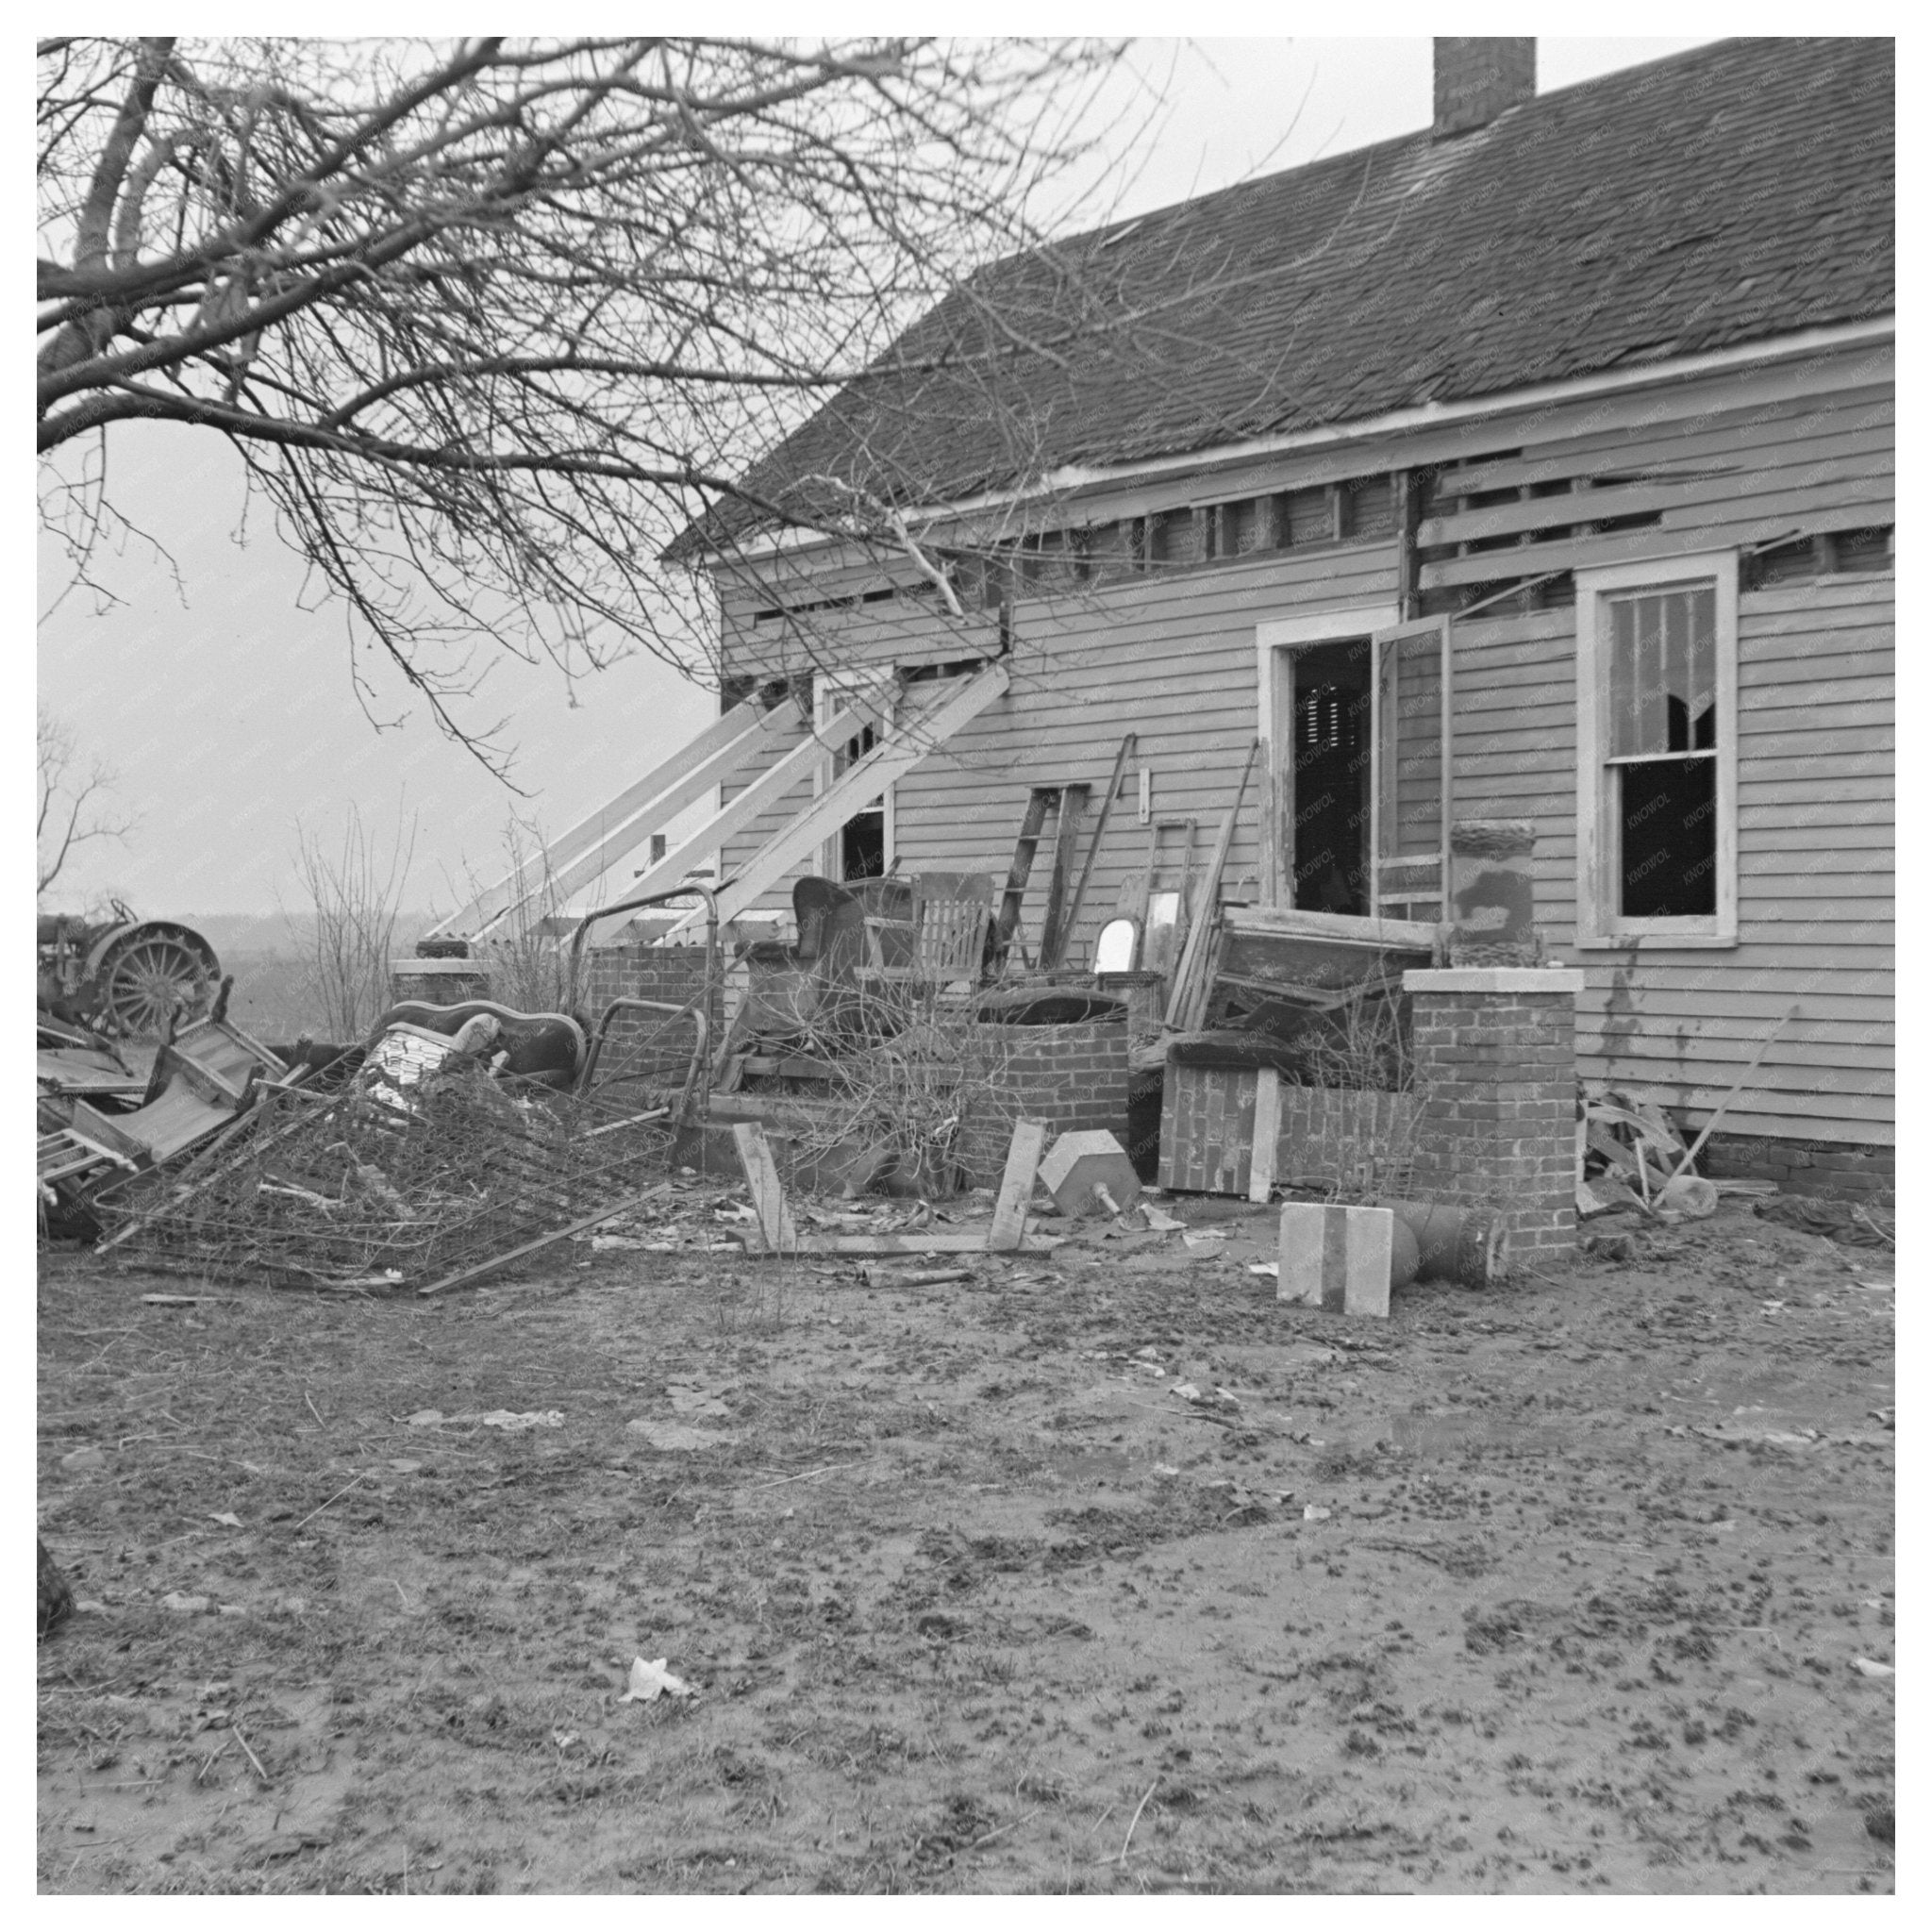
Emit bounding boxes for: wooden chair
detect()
[908,872,995,991]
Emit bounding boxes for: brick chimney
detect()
[1433,38,1535,138]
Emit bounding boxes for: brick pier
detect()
[1402,967,1583,1274]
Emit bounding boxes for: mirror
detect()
[1141,890,1182,974]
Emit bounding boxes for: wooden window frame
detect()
[1574,551,1739,950]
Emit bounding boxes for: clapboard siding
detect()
[719,541,1393,927]
[707,357,1891,1147]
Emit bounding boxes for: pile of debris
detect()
[39,993,697,1295]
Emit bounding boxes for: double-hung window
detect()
[1575,552,1738,947]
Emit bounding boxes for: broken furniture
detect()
[90,1041,675,1294]
[35,1012,288,1221]
[719,871,997,1094]
[1037,1129,1141,1219]
[367,999,589,1092]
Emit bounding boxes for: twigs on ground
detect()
[1113,1778,1159,1864]
[290,1471,366,1533]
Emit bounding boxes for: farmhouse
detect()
[445,38,1895,1208]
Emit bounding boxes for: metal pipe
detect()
[577,997,709,1124]
[567,881,721,1118]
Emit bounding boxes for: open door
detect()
[1369,616,1453,922]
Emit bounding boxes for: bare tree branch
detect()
[37,708,137,896]
[37,37,1130,773]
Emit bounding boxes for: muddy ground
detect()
[38,1192,1894,1894]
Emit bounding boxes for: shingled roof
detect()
[681,37,1892,558]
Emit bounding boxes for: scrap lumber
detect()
[779,1231,1064,1256]
[1163,740,1259,1032]
[1666,1005,1801,1186]
[731,1122,799,1254]
[1037,783,1091,971]
[427,691,803,943]
[729,1118,1063,1257]
[1057,733,1137,962]
[666,663,1011,939]
[989,1118,1049,1250]
[417,1183,675,1296]
[1247,1068,1282,1204]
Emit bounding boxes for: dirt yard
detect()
[37,1193,1894,1895]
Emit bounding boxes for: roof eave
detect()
[692,314,1893,566]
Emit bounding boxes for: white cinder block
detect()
[1277,1203,1394,1318]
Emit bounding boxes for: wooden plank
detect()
[763,1232,1067,1256]
[989,1119,1049,1251]
[1037,783,1091,971]
[1058,735,1137,958]
[584,690,879,943]
[1164,740,1259,1030]
[681,662,1012,935]
[1420,448,1889,549]
[1247,1069,1282,1205]
[1419,498,1895,591]
[432,695,803,941]
[1429,387,1892,497]
[731,1122,798,1254]
[1277,1203,1392,1319]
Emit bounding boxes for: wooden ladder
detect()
[991,783,1090,973]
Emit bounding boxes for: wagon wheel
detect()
[90,927,219,1040]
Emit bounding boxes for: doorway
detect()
[1288,639,1372,914]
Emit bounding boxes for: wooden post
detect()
[731,1122,797,1254]
[989,1119,1049,1251]
[1247,1068,1281,1205]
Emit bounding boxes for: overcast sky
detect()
[34,36,1719,920]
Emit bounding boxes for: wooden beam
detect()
[1038,781,1090,971]
[1247,1068,1282,1204]
[432,694,803,941]
[668,662,1011,937]
[576,691,880,947]
[1419,496,1894,590]
[754,1232,1065,1257]
[1163,740,1258,1031]
[1058,735,1137,962]
[731,1122,798,1254]
[989,1119,1049,1250]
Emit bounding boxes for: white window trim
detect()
[814,670,897,881]
[1574,551,1739,950]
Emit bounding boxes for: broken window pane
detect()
[1605,582,1719,918]
[1608,586,1716,757]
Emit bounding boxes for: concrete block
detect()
[1278,1203,1394,1318]
[1039,1130,1142,1218]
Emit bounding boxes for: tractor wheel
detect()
[89,924,221,1040]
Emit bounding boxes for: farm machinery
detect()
[37,904,222,1041]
